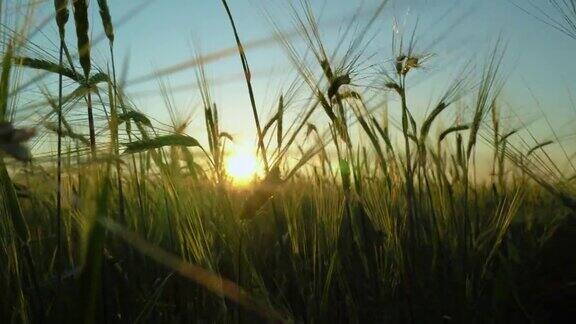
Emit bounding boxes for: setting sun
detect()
[224,146,261,185]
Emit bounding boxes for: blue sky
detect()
[21,0,576,150]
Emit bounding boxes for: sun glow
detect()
[225,146,261,185]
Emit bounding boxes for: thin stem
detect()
[109,43,125,220]
[57,41,64,283]
[221,0,270,172]
[86,90,96,157]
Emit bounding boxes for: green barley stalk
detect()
[277,95,284,155]
[107,75,125,218]
[72,0,96,156]
[462,42,505,276]
[491,101,500,189]
[221,0,270,172]
[96,0,125,219]
[54,0,69,284]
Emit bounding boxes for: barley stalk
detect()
[277,95,283,154]
[54,0,69,285]
[95,0,126,221]
[221,0,269,172]
[72,0,96,155]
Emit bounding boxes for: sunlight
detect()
[225,145,261,185]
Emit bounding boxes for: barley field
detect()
[0,0,575,323]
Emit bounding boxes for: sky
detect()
[12,0,576,153]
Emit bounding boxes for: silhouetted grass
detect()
[0,0,574,322]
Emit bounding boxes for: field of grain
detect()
[0,0,575,322]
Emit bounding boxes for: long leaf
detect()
[123,134,201,154]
